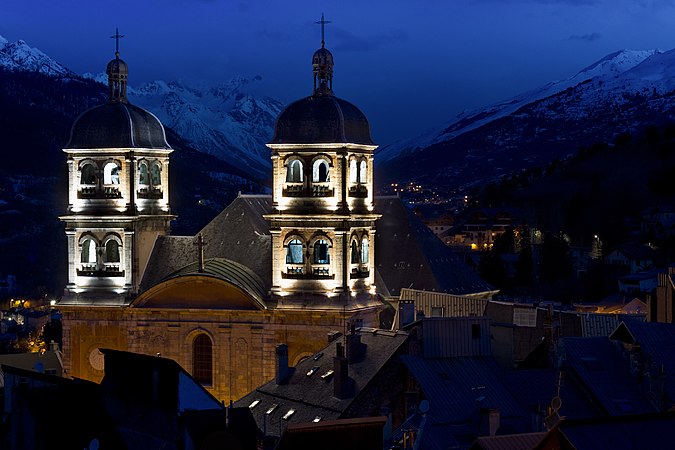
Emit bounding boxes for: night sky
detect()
[2,0,675,145]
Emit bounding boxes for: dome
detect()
[65,102,171,149]
[270,95,374,145]
[106,56,128,76]
[312,47,333,67]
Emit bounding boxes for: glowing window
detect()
[359,160,367,183]
[105,240,120,263]
[80,164,97,185]
[312,160,329,182]
[151,163,161,186]
[361,237,369,263]
[286,239,304,264]
[193,334,213,385]
[314,239,330,264]
[286,159,303,182]
[103,162,119,185]
[81,239,97,264]
[349,159,357,183]
[139,163,149,185]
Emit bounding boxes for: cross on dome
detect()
[110,27,125,58]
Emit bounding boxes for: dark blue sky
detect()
[3,0,675,145]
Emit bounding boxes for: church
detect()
[57,30,494,402]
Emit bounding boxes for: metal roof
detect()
[65,102,170,149]
[270,95,374,145]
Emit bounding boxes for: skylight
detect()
[313,416,321,423]
[266,404,278,415]
[306,366,319,377]
[313,352,324,361]
[282,409,296,420]
[249,400,260,409]
[320,370,334,380]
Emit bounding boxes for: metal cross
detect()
[195,233,207,273]
[110,28,125,55]
[315,13,331,48]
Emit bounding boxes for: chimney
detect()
[346,331,364,364]
[479,408,500,436]
[276,344,289,385]
[334,343,352,399]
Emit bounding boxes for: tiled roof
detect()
[610,320,675,404]
[562,337,655,416]
[142,195,494,302]
[374,197,495,297]
[234,328,409,437]
[559,412,675,450]
[471,432,547,450]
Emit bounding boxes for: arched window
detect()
[103,162,119,185]
[313,239,330,264]
[351,240,359,264]
[349,159,357,183]
[105,240,120,263]
[286,239,304,264]
[81,164,97,185]
[286,160,303,182]
[81,239,97,264]
[361,237,369,263]
[359,160,367,184]
[193,334,213,385]
[151,163,161,186]
[139,163,149,185]
[312,160,329,182]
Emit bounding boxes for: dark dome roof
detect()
[65,102,171,149]
[106,57,128,76]
[270,95,374,145]
[312,47,334,66]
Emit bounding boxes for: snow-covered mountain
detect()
[127,77,283,179]
[0,36,74,76]
[378,48,675,189]
[378,49,659,164]
[0,35,282,180]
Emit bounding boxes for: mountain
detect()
[127,77,283,180]
[377,48,675,189]
[0,36,74,77]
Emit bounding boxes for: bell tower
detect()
[60,33,174,305]
[265,16,380,313]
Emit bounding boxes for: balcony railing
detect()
[350,266,370,279]
[348,184,368,198]
[283,183,305,197]
[104,186,122,198]
[137,187,163,199]
[282,265,334,280]
[311,184,333,198]
[77,264,125,277]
